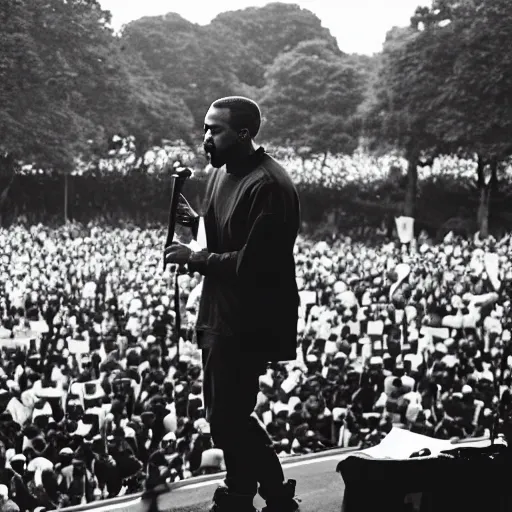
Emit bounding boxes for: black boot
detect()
[259,479,300,512]
[209,485,259,512]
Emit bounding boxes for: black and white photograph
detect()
[1,0,512,511]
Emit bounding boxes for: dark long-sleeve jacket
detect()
[188,147,301,362]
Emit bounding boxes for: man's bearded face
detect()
[203,107,240,169]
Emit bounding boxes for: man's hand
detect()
[164,243,192,266]
[176,194,199,227]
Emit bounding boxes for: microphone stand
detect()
[163,166,192,362]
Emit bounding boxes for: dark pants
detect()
[201,336,285,497]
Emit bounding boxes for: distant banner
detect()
[299,290,317,306]
[29,320,49,334]
[68,339,90,355]
[395,216,415,244]
[421,326,450,340]
[36,387,65,399]
[348,320,361,336]
[299,290,317,320]
[367,321,384,336]
[0,338,30,350]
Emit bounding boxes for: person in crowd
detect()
[0,484,19,512]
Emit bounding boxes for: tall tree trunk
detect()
[476,155,486,234]
[476,156,498,238]
[404,152,418,217]
[64,172,68,224]
[320,151,328,172]
[479,194,490,238]
[0,153,16,226]
[0,173,15,207]
[489,158,499,232]
[0,173,15,227]
[300,156,307,175]
[135,142,149,172]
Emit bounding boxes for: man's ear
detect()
[238,129,250,142]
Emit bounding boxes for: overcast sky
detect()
[98,0,431,55]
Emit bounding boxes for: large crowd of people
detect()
[0,215,511,510]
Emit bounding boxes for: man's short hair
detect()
[211,96,261,139]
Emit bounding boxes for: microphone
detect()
[163,163,193,271]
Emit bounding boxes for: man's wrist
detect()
[188,250,210,274]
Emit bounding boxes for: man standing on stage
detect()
[164,96,301,512]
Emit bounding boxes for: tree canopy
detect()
[358,0,512,224]
[0,0,132,172]
[1,1,372,175]
[2,0,512,235]
[259,39,365,157]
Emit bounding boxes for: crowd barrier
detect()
[57,435,494,512]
